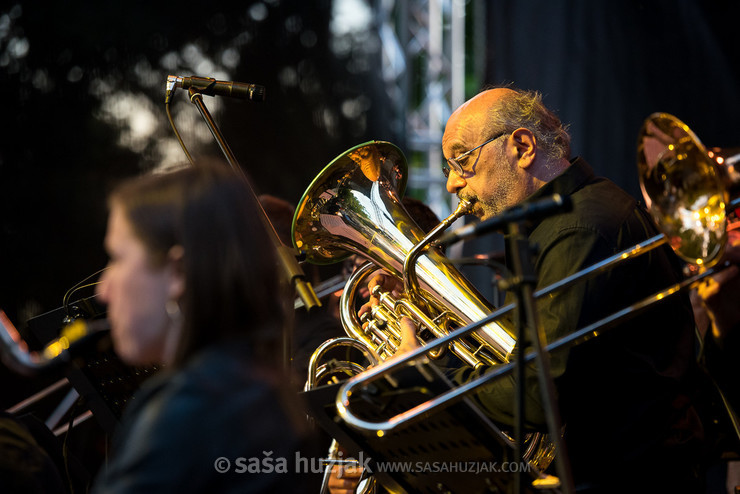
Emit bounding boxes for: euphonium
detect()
[294,141,556,480]
[292,141,515,367]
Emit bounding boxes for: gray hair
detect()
[487,89,571,162]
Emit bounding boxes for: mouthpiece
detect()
[454,198,473,217]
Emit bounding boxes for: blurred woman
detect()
[92,159,318,493]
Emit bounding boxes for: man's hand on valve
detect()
[357,272,421,355]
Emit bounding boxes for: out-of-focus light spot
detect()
[0,15,11,40]
[194,60,218,78]
[249,3,268,22]
[182,43,203,65]
[67,66,83,82]
[160,52,180,71]
[221,47,240,68]
[330,36,351,57]
[285,15,302,33]
[300,30,317,48]
[134,59,161,88]
[8,36,29,58]
[89,77,114,98]
[278,66,298,87]
[130,111,157,141]
[234,31,252,46]
[300,74,320,95]
[341,96,369,119]
[31,69,52,92]
[98,93,159,153]
[155,138,192,173]
[197,62,217,78]
[321,107,338,138]
[331,0,372,36]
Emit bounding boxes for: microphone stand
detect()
[186,88,321,371]
[503,221,573,494]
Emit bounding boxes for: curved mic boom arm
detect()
[0,310,109,376]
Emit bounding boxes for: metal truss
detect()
[374,0,481,219]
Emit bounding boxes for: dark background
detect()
[1,0,739,409]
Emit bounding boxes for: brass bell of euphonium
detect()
[637,112,740,267]
[291,141,516,367]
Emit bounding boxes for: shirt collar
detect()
[527,156,595,202]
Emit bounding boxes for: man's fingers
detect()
[368,272,404,296]
[396,316,421,354]
[399,316,417,339]
[327,464,364,494]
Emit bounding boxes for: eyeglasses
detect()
[442,132,507,178]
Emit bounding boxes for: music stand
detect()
[304,361,557,494]
[25,297,158,434]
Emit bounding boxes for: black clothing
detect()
[700,325,740,464]
[702,324,740,414]
[0,412,66,494]
[92,340,321,493]
[451,158,707,491]
[292,300,345,382]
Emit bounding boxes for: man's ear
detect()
[167,245,185,300]
[510,128,536,169]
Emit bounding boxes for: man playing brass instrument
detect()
[331,87,711,493]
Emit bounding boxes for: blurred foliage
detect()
[0,0,395,325]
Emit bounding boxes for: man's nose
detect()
[445,170,467,194]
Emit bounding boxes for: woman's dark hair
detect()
[108,158,285,367]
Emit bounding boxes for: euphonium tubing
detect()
[305,337,379,494]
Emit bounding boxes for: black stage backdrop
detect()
[1,0,739,409]
[486,0,740,199]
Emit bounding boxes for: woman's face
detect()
[95,203,179,366]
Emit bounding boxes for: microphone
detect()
[436,194,572,246]
[165,75,266,103]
